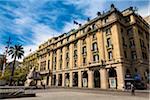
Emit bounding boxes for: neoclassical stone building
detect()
[24,4,149,90]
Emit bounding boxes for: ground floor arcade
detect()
[38,63,149,90]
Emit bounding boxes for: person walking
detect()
[131,83,135,96]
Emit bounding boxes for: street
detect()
[4,88,149,100]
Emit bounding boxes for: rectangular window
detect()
[82,38,86,44]
[74,33,77,38]
[92,42,98,51]
[127,28,133,35]
[125,16,130,23]
[92,33,96,39]
[131,51,137,60]
[82,46,86,54]
[67,37,69,41]
[106,28,111,34]
[93,54,99,62]
[74,42,77,48]
[104,17,109,23]
[60,48,63,53]
[66,62,69,68]
[107,38,111,47]
[83,57,86,64]
[74,50,77,56]
[66,52,69,59]
[108,51,113,60]
[129,39,135,48]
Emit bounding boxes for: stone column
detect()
[116,64,125,90]
[100,68,108,89]
[56,73,58,86]
[62,72,65,87]
[88,70,94,88]
[48,76,51,86]
[78,70,82,88]
[70,72,73,87]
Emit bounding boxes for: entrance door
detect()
[58,74,62,86]
[108,68,117,89]
[73,72,78,87]
[94,70,100,88]
[82,71,88,87]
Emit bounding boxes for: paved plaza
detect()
[4,88,149,100]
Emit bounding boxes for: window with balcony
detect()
[74,41,77,48]
[131,51,137,60]
[127,28,133,36]
[93,54,99,62]
[82,38,86,44]
[54,57,57,62]
[60,48,63,53]
[66,62,69,69]
[83,57,86,64]
[67,37,69,41]
[74,50,77,58]
[140,39,146,49]
[82,46,87,55]
[92,33,97,40]
[138,30,143,37]
[108,51,113,60]
[66,52,69,59]
[92,42,98,51]
[92,24,97,30]
[74,59,77,67]
[61,40,63,44]
[74,33,77,38]
[107,38,112,47]
[142,52,147,59]
[125,16,131,23]
[106,28,111,35]
[129,38,135,48]
[104,17,109,23]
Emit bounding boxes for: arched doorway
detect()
[108,68,117,89]
[82,71,88,87]
[65,73,69,87]
[58,74,62,86]
[73,72,78,87]
[52,75,56,86]
[94,70,100,88]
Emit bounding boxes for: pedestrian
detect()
[131,84,135,96]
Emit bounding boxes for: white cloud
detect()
[138,5,150,17]
[64,0,105,18]
[31,23,58,45]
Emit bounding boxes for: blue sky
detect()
[0,0,149,60]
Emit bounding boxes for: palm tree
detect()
[8,45,24,86]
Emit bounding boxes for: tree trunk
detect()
[9,55,17,86]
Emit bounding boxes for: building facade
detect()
[24,4,149,90]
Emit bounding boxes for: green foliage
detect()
[0,66,28,85]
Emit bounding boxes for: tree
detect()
[8,45,24,86]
